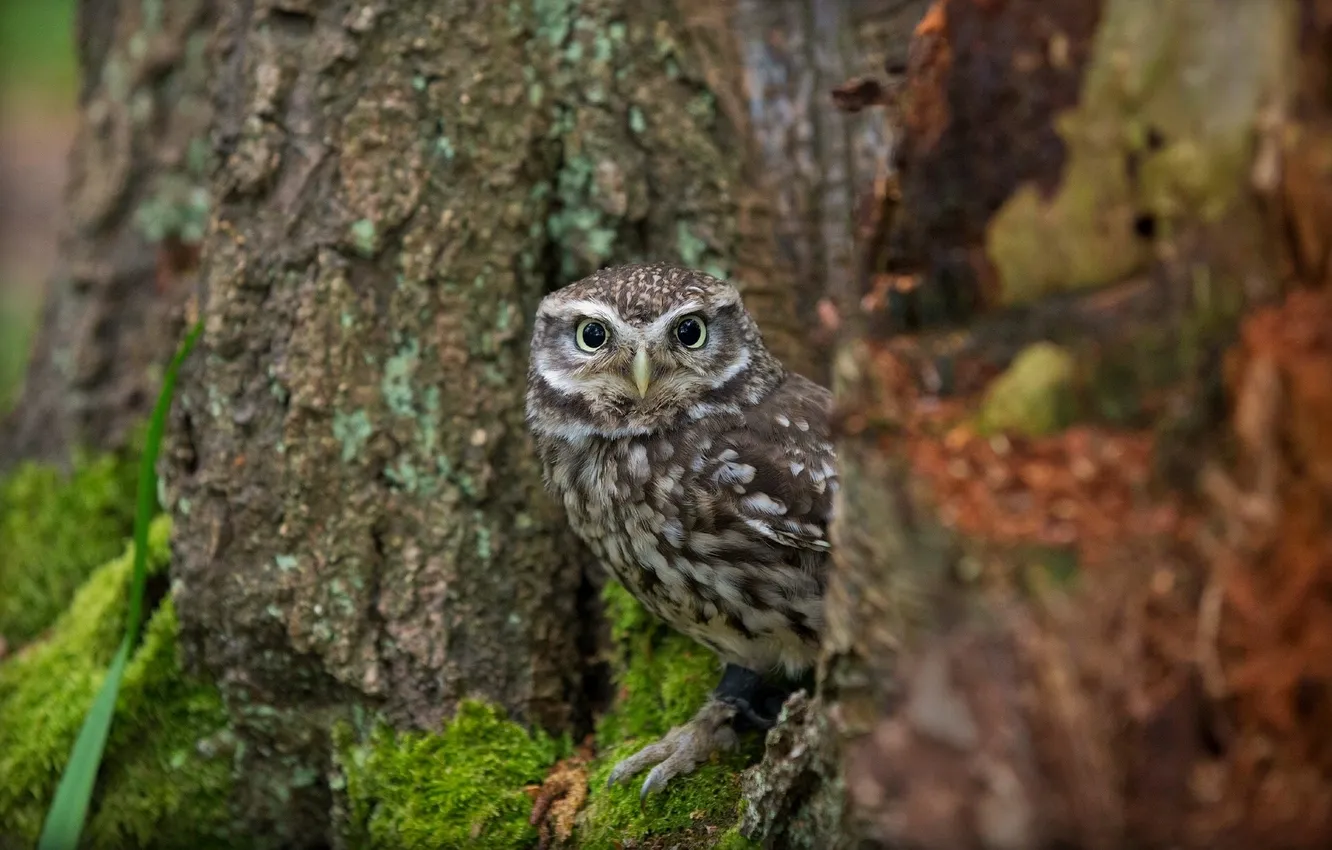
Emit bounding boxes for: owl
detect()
[525,263,836,797]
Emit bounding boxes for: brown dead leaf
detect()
[530,740,594,849]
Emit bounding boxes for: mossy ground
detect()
[330,582,761,850]
[0,515,235,848]
[574,583,763,849]
[0,453,139,647]
[335,700,566,849]
[0,463,758,849]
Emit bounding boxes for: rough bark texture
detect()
[163,0,813,843]
[0,0,212,472]
[728,0,932,384]
[741,1,1332,848]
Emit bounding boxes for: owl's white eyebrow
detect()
[545,299,636,337]
[647,302,705,337]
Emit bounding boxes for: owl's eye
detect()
[674,315,707,349]
[576,319,609,352]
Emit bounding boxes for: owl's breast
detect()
[541,434,693,611]
[536,426,826,674]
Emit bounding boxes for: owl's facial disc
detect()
[530,278,775,439]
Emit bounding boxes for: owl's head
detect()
[526,263,785,439]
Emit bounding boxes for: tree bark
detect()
[162,0,853,842]
[0,0,212,472]
[727,0,930,383]
[745,1,1332,848]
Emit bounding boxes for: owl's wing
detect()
[706,376,837,555]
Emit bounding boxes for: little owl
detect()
[525,263,835,796]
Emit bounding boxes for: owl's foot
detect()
[606,664,810,798]
[605,699,739,798]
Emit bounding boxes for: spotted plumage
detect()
[525,262,837,795]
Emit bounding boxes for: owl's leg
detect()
[606,663,807,798]
[714,663,804,732]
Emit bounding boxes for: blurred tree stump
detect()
[742,1,1332,848]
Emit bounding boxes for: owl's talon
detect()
[604,700,739,798]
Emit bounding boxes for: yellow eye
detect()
[576,319,609,352]
[674,315,706,349]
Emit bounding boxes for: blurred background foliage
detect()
[0,0,77,414]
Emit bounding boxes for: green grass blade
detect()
[36,320,203,850]
[125,321,202,642]
[34,640,130,850]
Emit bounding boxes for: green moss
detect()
[976,342,1077,437]
[595,582,720,744]
[0,453,138,646]
[575,583,761,849]
[577,744,755,850]
[0,516,235,848]
[985,0,1293,305]
[335,699,563,849]
[714,829,762,850]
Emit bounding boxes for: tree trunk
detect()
[742,1,1332,848]
[162,0,868,842]
[0,0,212,472]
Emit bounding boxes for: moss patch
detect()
[594,581,721,745]
[331,583,758,850]
[577,746,756,850]
[335,700,564,849]
[0,452,138,648]
[977,342,1077,437]
[575,583,762,849]
[0,516,235,848]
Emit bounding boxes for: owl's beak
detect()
[632,346,652,398]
